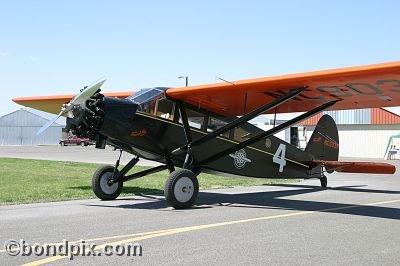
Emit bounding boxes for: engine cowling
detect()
[66,93,138,148]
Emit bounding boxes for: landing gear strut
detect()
[163,102,200,209]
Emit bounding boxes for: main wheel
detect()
[319,175,328,188]
[92,165,123,200]
[164,169,199,209]
[80,141,86,147]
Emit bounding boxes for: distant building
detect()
[299,108,400,159]
[252,117,308,150]
[0,109,65,145]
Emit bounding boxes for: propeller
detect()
[36,79,106,135]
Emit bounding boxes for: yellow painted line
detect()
[22,198,400,266]
[365,199,400,206]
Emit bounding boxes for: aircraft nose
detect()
[65,95,138,141]
[92,96,140,148]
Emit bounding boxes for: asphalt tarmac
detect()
[0,147,399,265]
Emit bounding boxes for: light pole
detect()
[178,76,188,87]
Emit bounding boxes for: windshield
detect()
[127,87,169,104]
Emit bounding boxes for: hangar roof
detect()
[0,108,65,127]
[300,108,400,126]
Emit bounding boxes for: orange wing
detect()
[166,61,400,116]
[13,92,132,115]
[13,62,400,116]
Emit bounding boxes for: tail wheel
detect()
[92,165,123,200]
[320,175,328,188]
[164,169,199,209]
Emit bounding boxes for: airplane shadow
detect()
[271,183,400,195]
[68,186,163,195]
[84,183,400,221]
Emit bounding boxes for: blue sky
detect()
[0,0,399,116]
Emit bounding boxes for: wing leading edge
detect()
[13,92,132,115]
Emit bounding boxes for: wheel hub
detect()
[174,177,194,203]
[99,172,119,195]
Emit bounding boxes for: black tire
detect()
[60,141,65,146]
[164,169,199,209]
[320,175,328,188]
[80,142,86,147]
[92,165,123,200]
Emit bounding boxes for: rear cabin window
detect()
[233,127,252,142]
[207,116,231,139]
[176,106,262,142]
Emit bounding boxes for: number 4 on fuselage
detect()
[273,144,286,173]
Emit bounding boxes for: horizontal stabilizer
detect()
[310,160,396,174]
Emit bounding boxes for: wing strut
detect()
[199,100,338,166]
[172,86,306,155]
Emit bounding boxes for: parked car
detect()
[59,136,92,146]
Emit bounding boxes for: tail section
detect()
[305,115,396,176]
[305,115,339,161]
[305,115,396,178]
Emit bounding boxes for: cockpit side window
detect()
[137,101,156,115]
[155,99,175,120]
[179,108,205,130]
[128,87,170,116]
[129,88,163,104]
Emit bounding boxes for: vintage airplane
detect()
[13,62,400,209]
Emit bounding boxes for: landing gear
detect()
[92,165,123,200]
[91,148,198,209]
[163,103,199,209]
[92,153,171,202]
[319,175,328,188]
[164,169,199,209]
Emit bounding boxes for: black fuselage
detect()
[96,97,315,179]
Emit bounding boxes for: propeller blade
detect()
[70,79,106,106]
[36,79,106,135]
[36,111,63,135]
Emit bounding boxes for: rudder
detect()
[305,115,339,161]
